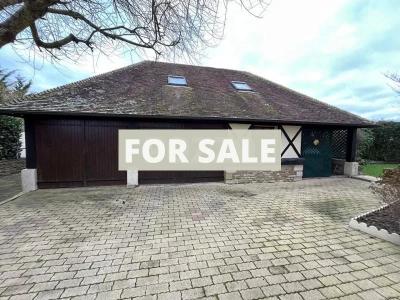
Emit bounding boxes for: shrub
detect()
[0,68,30,160]
[371,167,400,205]
[359,122,400,162]
[0,115,22,159]
[358,128,374,161]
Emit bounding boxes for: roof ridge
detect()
[153,60,250,74]
[243,71,373,124]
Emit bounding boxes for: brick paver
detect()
[0,178,399,299]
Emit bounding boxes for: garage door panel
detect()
[139,171,224,184]
[85,120,127,184]
[36,119,85,186]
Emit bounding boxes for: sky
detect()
[1,0,399,121]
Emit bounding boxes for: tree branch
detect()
[30,21,92,49]
[46,7,175,50]
[0,0,23,11]
[385,72,400,94]
[0,0,59,47]
[1,0,269,62]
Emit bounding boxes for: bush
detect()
[0,115,22,159]
[371,167,400,205]
[359,122,400,162]
[0,68,30,160]
[358,128,374,161]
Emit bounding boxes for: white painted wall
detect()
[20,131,26,158]
[281,125,302,159]
[229,123,302,159]
[228,123,251,129]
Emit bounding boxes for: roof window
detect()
[231,81,252,91]
[168,75,187,86]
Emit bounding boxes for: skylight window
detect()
[231,81,252,91]
[168,75,187,86]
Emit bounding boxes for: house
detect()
[0,61,373,190]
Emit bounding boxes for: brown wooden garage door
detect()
[136,120,225,184]
[35,118,225,188]
[36,119,128,188]
[139,171,224,184]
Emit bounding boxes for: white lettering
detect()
[217,139,240,163]
[198,139,215,163]
[169,139,188,163]
[125,139,140,163]
[143,139,165,163]
[242,139,258,163]
[261,139,276,163]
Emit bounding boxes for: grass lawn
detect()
[362,163,400,177]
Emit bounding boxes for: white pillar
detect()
[344,162,359,176]
[21,169,37,192]
[127,170,138,187]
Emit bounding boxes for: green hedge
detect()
[359,122,400,162]
[0,115,22,159]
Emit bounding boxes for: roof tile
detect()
[0,61,372,126]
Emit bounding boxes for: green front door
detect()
[301,128,332,178]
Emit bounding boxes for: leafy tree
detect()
[0,0,268,60]
[0,68,30,159]
[359,122,400,162]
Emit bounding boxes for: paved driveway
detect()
[0,174,21,202]
[0,178,399,300]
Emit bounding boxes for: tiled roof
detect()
[0,61,372,126]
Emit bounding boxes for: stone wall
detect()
[224,165,303,184]
[0,159,26,177]
[332,158,345,175]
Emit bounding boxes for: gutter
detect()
[0,109,376,128]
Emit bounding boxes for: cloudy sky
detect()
[1,0,399,121]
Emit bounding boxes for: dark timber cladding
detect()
[34,118,128,188]
[346,128,357,162]
[29,116,226,188]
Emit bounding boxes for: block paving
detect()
[0,178,399,299]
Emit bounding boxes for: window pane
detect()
[168,75,187,86]
[231,81,252,91]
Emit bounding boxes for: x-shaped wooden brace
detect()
[279,126,302,157]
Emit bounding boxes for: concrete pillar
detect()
[21,169,37,192]
[127,170,138,187]
[344,162,359,176]
[293,164,303,179]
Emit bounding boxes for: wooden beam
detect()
[24,117,37,169]
[346,128,357,162]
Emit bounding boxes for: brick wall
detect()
[224,165,303,184]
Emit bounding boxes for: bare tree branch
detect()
[30,21,92,49]
[0,0,24,11]
[385,72,400,94]
[0,0,59,46]
[0,0,270,61]
[46,7,174,51]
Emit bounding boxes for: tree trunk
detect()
[0,0,56,48]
